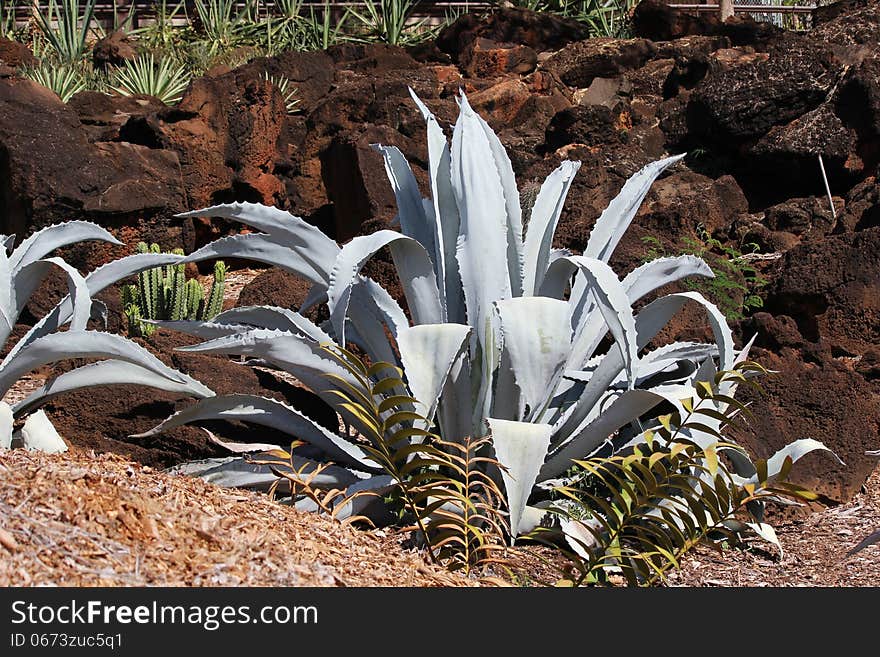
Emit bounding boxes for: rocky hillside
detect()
[1,2,878,506]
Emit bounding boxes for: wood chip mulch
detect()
[0,448,474,587]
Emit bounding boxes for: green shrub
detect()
[641,227,767,322]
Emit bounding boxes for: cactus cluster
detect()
[122,242,226,337]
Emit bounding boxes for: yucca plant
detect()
[32,0,98,65]
[110,53,191,105]
[19,61,87,103]
[133,91,835,542]
[1,2,17,40]
[349,0,431,47]
[262,71,300,114]
[192,0,259,56]
[296,1,353,51]
[532,364,835,585]
[0,223,214,451]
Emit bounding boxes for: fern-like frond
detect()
[315,343,509,573]
[528,362,820,587]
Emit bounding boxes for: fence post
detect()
[719,0,734,20]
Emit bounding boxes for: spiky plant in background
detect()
[109,53,191,105]
[262,71,300,114]
[18,61,87,103]
[32,0,98,65]
[122,243,226,337]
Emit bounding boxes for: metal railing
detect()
[3,1,822,31]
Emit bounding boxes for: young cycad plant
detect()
[261,71,300,114]
[110,53,191,105]
[241,344,508,574]
[531,365,835,586]
[134,90,835,543]
[0,223,214,451]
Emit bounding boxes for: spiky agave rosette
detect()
[136,90,838,536]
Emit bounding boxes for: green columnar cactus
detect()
[203,260,226,320]
[122,242,225,335]
[168,263,186,321]
[186,279,205,320]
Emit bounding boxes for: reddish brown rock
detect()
[42,329,337,468]
[460,38,538,78]
[92,30,137,70]
[0,37,36,68]
[68,91,165,142]
[543,38,658,89]
[732,346,880,505]
[763,228,880,355]
[0,77,185,266]
[468,78,534,125]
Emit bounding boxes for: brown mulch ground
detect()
[1,446,877,587]
[0,448,472,587]
[668,466,880,587]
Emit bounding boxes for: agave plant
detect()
[110,53,191,105]
[349,0,431,47]
[19,61,87,103]
[33,0,98,65]
[135,91,835,537]
[0,223,214,450]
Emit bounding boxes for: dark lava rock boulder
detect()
[810,0,880,46]
[437,7,589,64]
[837,169,880,231]
[631,0,720,42]
[686,35,837,145]
[761,196,837,241]
[0,76,185,268]
[835,56,880,157]
[68,91,165,142]
[748,103,863,191]
[543,38,657,89]
[545,104,629,150]
[92,30,138,70]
